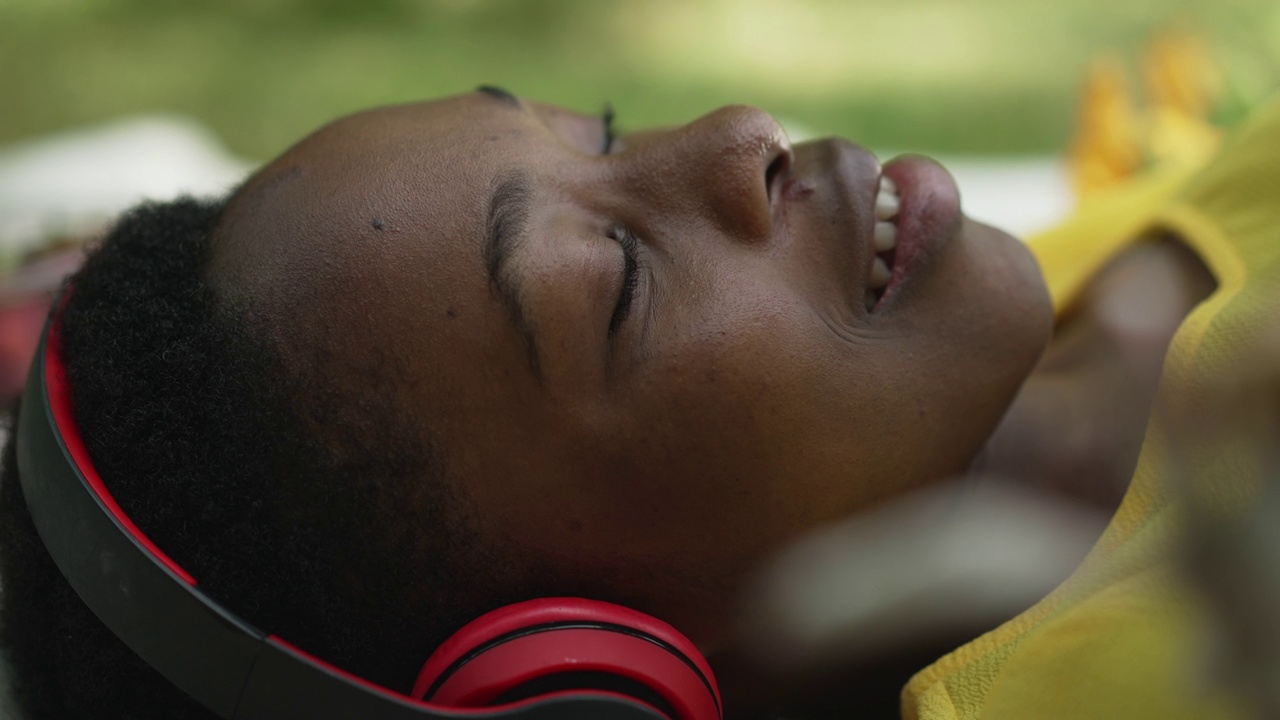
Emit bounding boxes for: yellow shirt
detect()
[903,96,1280,720]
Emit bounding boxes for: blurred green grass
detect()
[2,0,1277,159]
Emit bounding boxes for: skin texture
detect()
[208,91,1053,652]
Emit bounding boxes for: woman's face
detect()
[212,90,1052,647]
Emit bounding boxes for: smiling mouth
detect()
[865,174,900,312]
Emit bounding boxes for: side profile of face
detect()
[209,89,1052,650]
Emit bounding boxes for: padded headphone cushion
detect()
[411,598,721,720]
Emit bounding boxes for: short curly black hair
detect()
[0,196,507,719]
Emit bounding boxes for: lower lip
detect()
[876,155,962,306]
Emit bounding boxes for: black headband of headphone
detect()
[13,300,673,720]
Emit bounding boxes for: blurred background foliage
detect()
[1,0,1278,159]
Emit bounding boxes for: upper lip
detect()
[785,138,882,314]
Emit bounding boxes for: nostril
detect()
[765,152,789,197]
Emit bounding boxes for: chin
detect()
[984,219,1054,353]
[929,218,1054,471]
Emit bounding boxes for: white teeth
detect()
[875,175,901,222]
[868,256,891,288]
[865,174,901,309]
[874,221,897,252]
[875,190,900,221]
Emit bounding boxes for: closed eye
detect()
[608,226,640,337]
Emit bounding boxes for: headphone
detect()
[14,295,723,720]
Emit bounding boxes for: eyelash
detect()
[601,104,637,338]
[607,225,641,338]
[601,103,617,154]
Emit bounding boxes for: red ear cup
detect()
[411,598,722,720]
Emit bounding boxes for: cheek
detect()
[612,301,877,531]
[636,265,996,515]
[485,304,841,577]
[927,222,1053,397]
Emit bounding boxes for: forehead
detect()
[212,95,514,303]
[206,95,554,387]
[211,93,605,299]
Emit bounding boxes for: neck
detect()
[976,234,1216,511]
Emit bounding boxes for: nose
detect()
[623,105,792,243]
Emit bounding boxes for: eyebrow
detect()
[476,84,520,107]
[484,170,543,380]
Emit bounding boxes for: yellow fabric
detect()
[902,95,1280,720]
